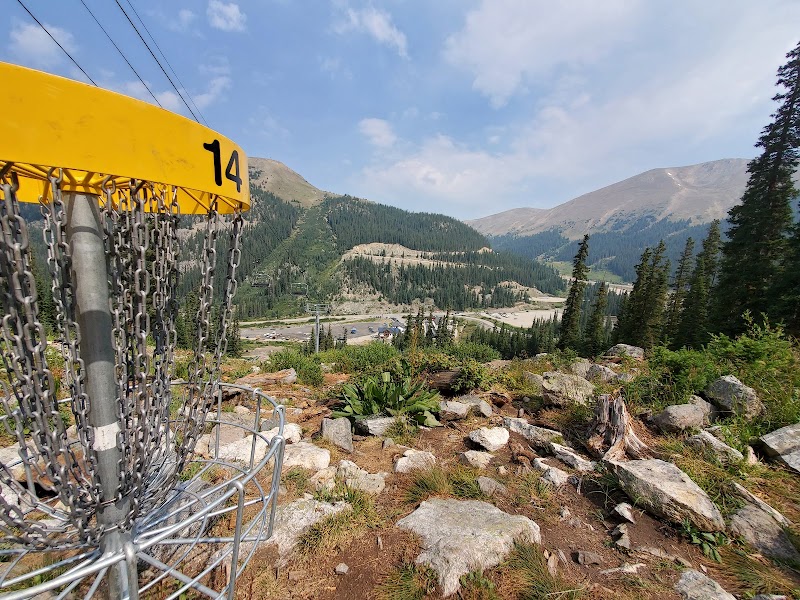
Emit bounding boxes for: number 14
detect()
[203,139,242,192]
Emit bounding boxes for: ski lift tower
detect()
[0,64,284,599]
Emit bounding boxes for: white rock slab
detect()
[549,443,596,473]
[282,442,331,472]
[268,496,349,564]
[674,569,735,600]
[502,417,562,449]
[262,422,302,445]
[468,427,509,452]
[395,449,436,473]
[459,450,493,469]
[397,498,541,596]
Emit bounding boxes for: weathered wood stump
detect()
[587,393,650,462]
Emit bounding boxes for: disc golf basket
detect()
[0,63,285,598]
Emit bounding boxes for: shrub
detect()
[268,348,324,386]
[319,342,399,377]
[441,342,500,363]
[452,358,493,393]
[332,372,441,426]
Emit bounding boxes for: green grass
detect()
[375,563,437,600]
[297,486,381,555]
[404,466,484,504]
[504,542,586,600]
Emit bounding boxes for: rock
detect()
[233,405,251,415]
[321,418,353,453]
[395,449,436,473]
[760,423,800,473]
[335,563,349,575]
[522,372,545,393]
[502,417,562,449]
[541,372,595,407]
[336,460,386,495]
[309,466,337,492]
[728,504,800,562]
[215,436,270,464]
[262,422,302,444]
[606,344,645,360]
[468,427,509,452]
[745,446,759,465]
[396,498,541,597]
[674,569,735,600]
[687,431,744,464]
[477,476,507,496]
[282,442,331,472]
[458,395,493,418]
[574,550,603,565]
[613,502,637,523]
[586,364,617,383]
[460,450,493,469]
[383,438,396,449]
[0,444,26,481]
[497,465,508,476]
[652,397,713,433]
[611,459,725,532]
[532,458,569,488]
[439,400,470,421]
[729,482,790,527]
[268,497,350,564]
[613,523,632,550]
[613,372,635,383]
[236,368,297,386]
[567,358,592,379]
[601,563,645,575]
[354,416,397,437]
[705,375,764,418]
[549,443,596,473]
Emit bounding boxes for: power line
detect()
[15,0,97,86]
[123,0,207,126]
[112,0,201,122]
[78,0,162,107]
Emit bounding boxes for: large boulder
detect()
[760,423,800,474]
[566,358,592,379]
[728,504,800,562]
[439,400,470,421]
[541,372,594,407]
[705,375,764,418]
[651,396,712,433]
[502,417,562,449]
[586,364,617,383]
[458,395,493,418]
[674,570,735,600]
[396,498,540,596]
[606,344,645,360]
[354,416,397,437]
[321,417,353,453]
[611,459,725,531]
[522,372,545,394]
[687,431,744,464]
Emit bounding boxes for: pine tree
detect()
[558,234,590,351]
[664,237,695,341]
[675,221,721,348]
[713,41,800,335]
[584,282,608,357]
[615,247,652,345]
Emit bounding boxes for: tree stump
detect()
[587,393,650,462]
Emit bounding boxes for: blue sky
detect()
[2,1,799,219]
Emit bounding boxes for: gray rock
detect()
[613,502,637,523]
[468,427,509,452]
[729,482,790,527]
[459,395,493,417]
[439,400,470,421]
[532,458,569,488]
[611,459,725,532]
[335,563,349,575]
[395,449,436,473]
[549,443,596,473]
[674,569,735,600]
[262,422,302,444]
[652,397,713,433]
[309,466,337,492]
[541,372,595,407]
[567,358,592,379]
[574,550,602,565]
[705,375,764,418]
[613,372,635,383]
[336,460,387,495]
[613,523,633,550]
[282,442,331,472]
[268,497,349,564]
[502,417,562,449]
[687,430,744,464]
[0,443,26,481]
[460,450,493,469]
[321,418,353,453]
[760,423,800,473]
[354,416,397,437]
[586,364,617,383]
[477,476,507,496]
[606,344,645,360]
[729,504,800,562]
[396,498,540,597]
[522,372,545,393]
[746,446,760,465]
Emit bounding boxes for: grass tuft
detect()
[403,465,484,504]
[375,563,437,600]
[503,542,586,600]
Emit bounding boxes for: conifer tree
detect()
[664,237,695,341]
[675,221,721,348]
[615,247,652,345]
[584,282,608,357]
[558,234,590,351]
[713,41,800,335]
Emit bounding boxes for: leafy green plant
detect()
[332,372,441,426]
[459,570,499,600]
[681,520,728,562]
[441,342,501,363]
[452,358,493,393]
[268,347,323,386]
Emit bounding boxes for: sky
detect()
[2,1,799,219]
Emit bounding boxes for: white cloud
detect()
[194,76,231,109]
[175,9,197,31]
[207,0,247,32]
[444,0,641,107]
[248,107,290,139]
[333,4,407,58]
[320,56,352,79]
[114,72,230,115]
[358,118,397,148]
[8,21,76,69]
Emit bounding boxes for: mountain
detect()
[467,159,759,283]
[467,159,750,239]
[248,157,329,207]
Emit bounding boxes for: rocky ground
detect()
[196,344,800,600]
